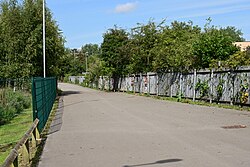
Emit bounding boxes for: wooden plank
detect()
[2,119,39,167]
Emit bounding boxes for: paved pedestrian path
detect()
[38,83,250,167]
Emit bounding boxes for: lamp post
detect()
[43,0,46,78]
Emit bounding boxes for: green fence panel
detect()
[32,77,57,133]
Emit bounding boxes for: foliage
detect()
[0,89,31,125]
[152,21,200,72]
[63,73,71,83]
[0,0,65,78]
[216,78,224,101]
[72,18,246,84]
[100,26,130,90]
[224,51,250,69]
[101,26,130,75]
[128,20,162,73]
[0,107,32,164]
[195,79,209,99]
[81,43,100,56]
[176,91,183,102]
[239,80,248,104]
[220,26,245,42]
[85,55,105,86]
[193,20,240,69]
[58,49,74,77]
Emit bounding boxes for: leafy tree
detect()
[81,43,100,56]
[224,51,250,69]
[80,43,101,72]
[193,20,240,69]
[152,21,200,72]
[0,0,65,78]
[0,0,24,78]
[68,49,85,75]
[85,55,105,87]
[57,49,72,78]
[128,20,163,73]
[100,26,130,90]
[194,29,240,69]
[220,26,245,42]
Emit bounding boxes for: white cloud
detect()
[114,2,138,13]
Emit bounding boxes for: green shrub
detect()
[75,78,79,85]
[0,105,15,125]
[63,74,71,83]
[0,105,6,125]
[0,89,31,125]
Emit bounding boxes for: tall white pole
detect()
[43,0,46,78]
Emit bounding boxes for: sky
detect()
[47,0,250,49]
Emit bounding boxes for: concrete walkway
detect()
[38,83,250,167]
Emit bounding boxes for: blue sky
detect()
[47,0,250,49]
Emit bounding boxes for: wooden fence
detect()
[98,67,250,105]
[2,119,40,167]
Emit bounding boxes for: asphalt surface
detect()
[38,83,250,167]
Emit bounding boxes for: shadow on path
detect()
[61,91,81,96]
[59,99,101,109]
[123,158,183,167]
[48,97,64,135]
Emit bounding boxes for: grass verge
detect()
[0,97,60,166]
[139,93,250,112]
[0,108,32,164]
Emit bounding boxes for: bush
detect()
[75,78,79,85]
[0,105,6,125]
[0,105,16,125]
[63,74,71,83]
[0,89,31,125]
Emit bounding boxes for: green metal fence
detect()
[32,77,57,132]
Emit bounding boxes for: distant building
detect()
[234,42,250,51]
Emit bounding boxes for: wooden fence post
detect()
[179,73,182,98]
[193,69,197,101]
[210,69,214,103]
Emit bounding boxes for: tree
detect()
[224,51,250,69]
[100,26,130,90]
[152,21,200,72]
[81,43,100,56]
[85,55,105,87]
[80,43,100,72]
[193,22,240,69]
[0,0,65,78]
[0,0,25,78]
[220,26,245,42]
[128,20,163,73]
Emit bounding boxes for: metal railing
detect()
[32,77,57,133]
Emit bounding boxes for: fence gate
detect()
[32,77,57,132]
